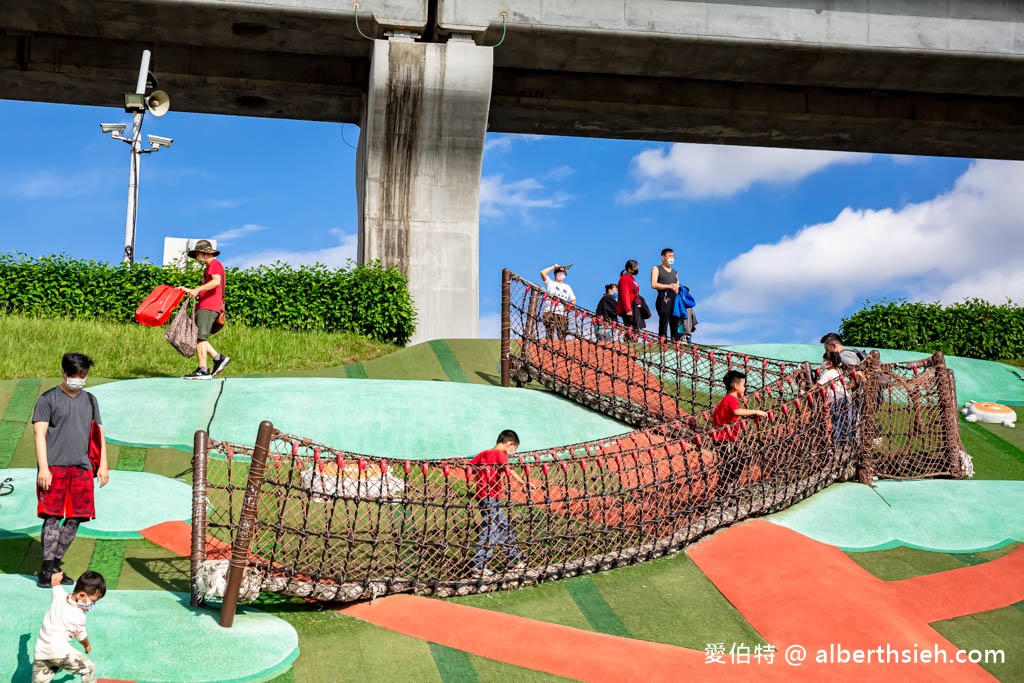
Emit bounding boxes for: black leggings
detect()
[41,516,81,562]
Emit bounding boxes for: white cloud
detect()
[204,199,245,210]
[480,174,570,220]
[210,223,269,245]
[484,133,545,154]
[620,143,871,202]
[226,228,358,269]
[1,169,108,199]
[478,312,501,339]
[706,159,1024,315]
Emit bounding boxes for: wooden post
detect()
[190,430,209,607]
[931,352,965,478]
[219,420,274,627]
[501,268,511,387]
[521,287,540,368]
[855,352,881,484]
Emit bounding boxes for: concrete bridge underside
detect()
[3,1,1024,341]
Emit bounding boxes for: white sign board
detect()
[163,237,217,269]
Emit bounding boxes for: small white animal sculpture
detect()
[961,401,1016,428]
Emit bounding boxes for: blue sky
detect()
[2,98,1021,345]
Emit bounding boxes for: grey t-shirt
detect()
[838,348,866,367]
[32,386,101,469]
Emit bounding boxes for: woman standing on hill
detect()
[617,259,644,337]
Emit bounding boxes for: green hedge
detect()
[840,298,1024,361]
[0,253,417,345]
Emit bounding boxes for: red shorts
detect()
[37,466,95,520]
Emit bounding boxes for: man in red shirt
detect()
[182,240,230,379]
[712,371,768,494]
[469,430,527,577]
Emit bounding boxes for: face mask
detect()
[65,377,87,390]
[75,598,95,613]
[555,273,566,282]
[666,257,675,266]
[611,291,618,299]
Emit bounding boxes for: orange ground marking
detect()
[688,520,1018,681]
[140,520,230,559]
[342,520,1023,681]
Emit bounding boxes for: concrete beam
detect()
[357,38,493,343]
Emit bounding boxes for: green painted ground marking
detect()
[564,576,632,637]
[345,363,368,379]
[87,539,127,589]
[116,445,147,472]
[429,642,479,682]
[767,480,1024,552]
[0,379,40,469]
[0,421,25,469]
[2,379,40,422]
[429,340,470,383]
[961,422,1024,481]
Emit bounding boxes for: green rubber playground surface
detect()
[0,469,192,539]
[724,343,1024,406]
[1,574,297,683]
[766,480,1024,552]
[91,378,632,458]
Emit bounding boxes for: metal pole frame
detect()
[190,430,209,607]
[123,50,151,265]
[219,420,274,628]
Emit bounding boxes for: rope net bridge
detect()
[192,270,967,625]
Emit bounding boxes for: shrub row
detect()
[840,298,1024,361]
[0,253,417,345]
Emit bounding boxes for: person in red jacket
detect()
[181,240,230,379]
[616,259,644,337]
[468,430,527,577]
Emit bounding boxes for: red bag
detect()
[135,285,186,327]
[86,393,103,475]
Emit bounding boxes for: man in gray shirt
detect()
[33,353,108,588]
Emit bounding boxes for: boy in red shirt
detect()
[182,239,231,379]
[712,371,768,493]
[469,430,527,577]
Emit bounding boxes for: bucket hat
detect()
[187,239,220,258]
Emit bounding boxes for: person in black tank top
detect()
[650,248,682,341]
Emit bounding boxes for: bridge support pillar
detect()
[357,38,493,344]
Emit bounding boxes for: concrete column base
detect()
[357,38,493,345]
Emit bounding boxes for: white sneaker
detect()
[512,561,527,571]
[471,566,494,578]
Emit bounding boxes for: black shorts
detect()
[195,309,220,341]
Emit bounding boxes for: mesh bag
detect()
[165,298,197,358]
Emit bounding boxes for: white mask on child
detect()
[65,377,87,390]
[555,273,566,282]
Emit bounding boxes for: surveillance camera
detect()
[100,123,126,134]
[147,134,173,148]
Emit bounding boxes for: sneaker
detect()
[211,355,231,377]
[470,565,495,578]
[53,563,74,585]
[512,561,527,571]
[184,367,212,380]
[36,568,52,588]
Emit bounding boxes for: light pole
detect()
[100,49,172,265]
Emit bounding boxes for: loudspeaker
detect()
[146,90,171,117]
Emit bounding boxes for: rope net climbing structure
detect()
[192,270,966,616]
